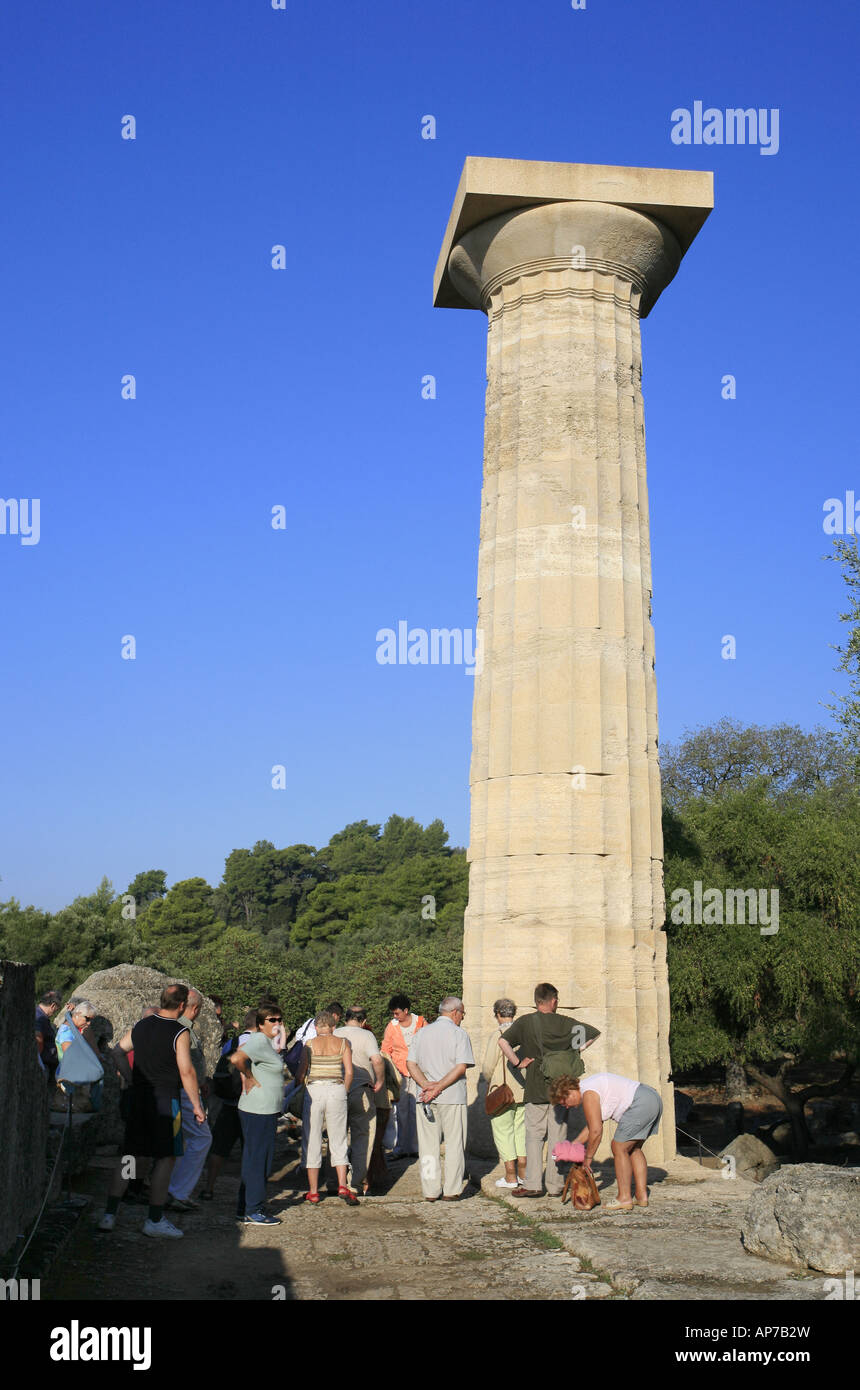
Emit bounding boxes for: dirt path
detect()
[42,1130,832,1302]
[43,1137,605,1302]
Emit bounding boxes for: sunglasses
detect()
[265,1016,283,1023]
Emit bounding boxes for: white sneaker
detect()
[98,1212,116,1231]
[142,1216,183,1239]
[495,1178,520,1188]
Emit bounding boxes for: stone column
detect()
[434,161,712,1163]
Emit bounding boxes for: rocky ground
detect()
[40,1124,840,1302]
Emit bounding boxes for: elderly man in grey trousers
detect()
[406,997,475,1201]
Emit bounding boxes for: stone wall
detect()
[0,961,49,1258]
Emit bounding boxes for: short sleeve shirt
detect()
[238,1032,284,1115]
[55,1021,77,1056]
[407,1017,475,1105]
[502,1013,600,1104]
[334,1026,381,1091]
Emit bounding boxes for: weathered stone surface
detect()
[434,156,713,310]
[436,161,714,1161]
[720,1133,780,1183]
[491,1158,840,1300]
[0,961,50,1257]
[741,1164,860,1274]
[41,1143,843,1302]
[62,964,222,1076]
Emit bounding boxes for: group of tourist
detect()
[479,984,663,1211]
[36,977,664,1236]
[89,985,436,1235]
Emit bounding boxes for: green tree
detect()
[319,938,463,1038]
[220,842,279,926]
[319,821,384,877]
[661,718,850,809]
[665,783,860,1155]
[290,852,468,946]
[126,870,167,909]
[0,878,141,999]
[266,844,323,932]
[828,535,860,750]
[140,877,220,951]
[161,927,317,1028]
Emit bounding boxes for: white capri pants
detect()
[304,1081,349,1168]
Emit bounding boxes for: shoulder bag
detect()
[484,1041,515,1117]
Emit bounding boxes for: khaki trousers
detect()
[346,1086,375,1188]
[415,1102,467,1199]
[305,1082,349,1169]
[524,1102,574,1194]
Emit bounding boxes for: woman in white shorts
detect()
[296,1012,358,1206]
[548,1072,663,1212]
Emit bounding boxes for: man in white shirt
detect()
[407,998,474,1201]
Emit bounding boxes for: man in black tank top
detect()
[98,983,205,1239]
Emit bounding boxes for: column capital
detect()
[434,158,713,318]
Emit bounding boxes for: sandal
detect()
[304,1192,321,1205]
[634,1196,649,1208]
[604,1199,635,1213]
[338,1186,359,1207]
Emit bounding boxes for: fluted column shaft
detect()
[449,200,678,1161]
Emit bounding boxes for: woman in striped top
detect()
[296,1011,357,1205]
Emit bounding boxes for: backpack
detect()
[540,1049,585,1082]
[213,1037,242,1101]
[534,1018,585,1084]
[284,1038,304,1077]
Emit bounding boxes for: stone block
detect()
[0,961,50,1257]
[61,964,222,1077]
[741,1165,860,1274]
[720,1133,780,1183]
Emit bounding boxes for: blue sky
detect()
[2,0,857,910]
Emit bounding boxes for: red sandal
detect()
[338,1186,359,1207]
[304,1192,321,1204]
